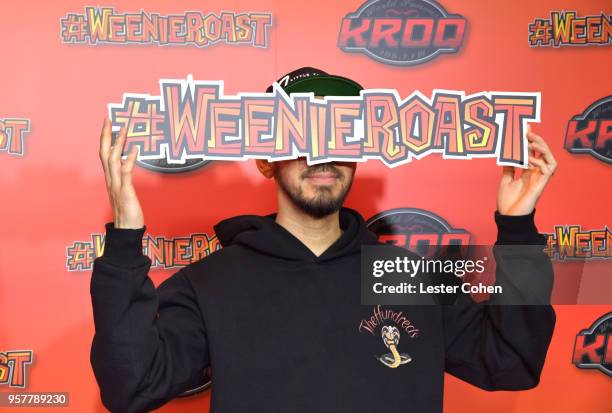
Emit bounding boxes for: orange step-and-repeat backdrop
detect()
[1,0,610,412]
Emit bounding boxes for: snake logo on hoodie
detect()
[359,305,419,368]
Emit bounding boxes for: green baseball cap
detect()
[266,66,363,96]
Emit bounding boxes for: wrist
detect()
[101,222,147,264]
[114,217,145,229]
[494,209,545,245]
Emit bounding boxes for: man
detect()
[91,67,558,413]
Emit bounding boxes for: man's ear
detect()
[256,159,276,178]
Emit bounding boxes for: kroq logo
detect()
[338,0,467,66]
[366,208,470,258]
[573,312,612,377]
[565,96,612,164]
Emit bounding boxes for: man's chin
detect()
[300,205,342,219]
[294,195,345,218]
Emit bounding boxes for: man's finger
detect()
[501,165,515,183]
[529,141,557,173]
[110,125,127,158]
[526,131,547,147]
[109,127,127,191]
[120,146,139,188]
[99,117,111,159]
[99,117,113,188]
[528,155,552,177]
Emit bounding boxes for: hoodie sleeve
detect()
[442,209,556,390]
[90,222,209,413]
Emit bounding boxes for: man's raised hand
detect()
[99,117,145,229]
[496,125,558,216]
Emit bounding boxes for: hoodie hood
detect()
[213,207,379,262]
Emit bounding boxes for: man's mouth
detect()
[305,172,339,185]
[303,165,341,185]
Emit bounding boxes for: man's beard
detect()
[276,163,354,218]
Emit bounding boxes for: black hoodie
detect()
[90,207,555,413]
